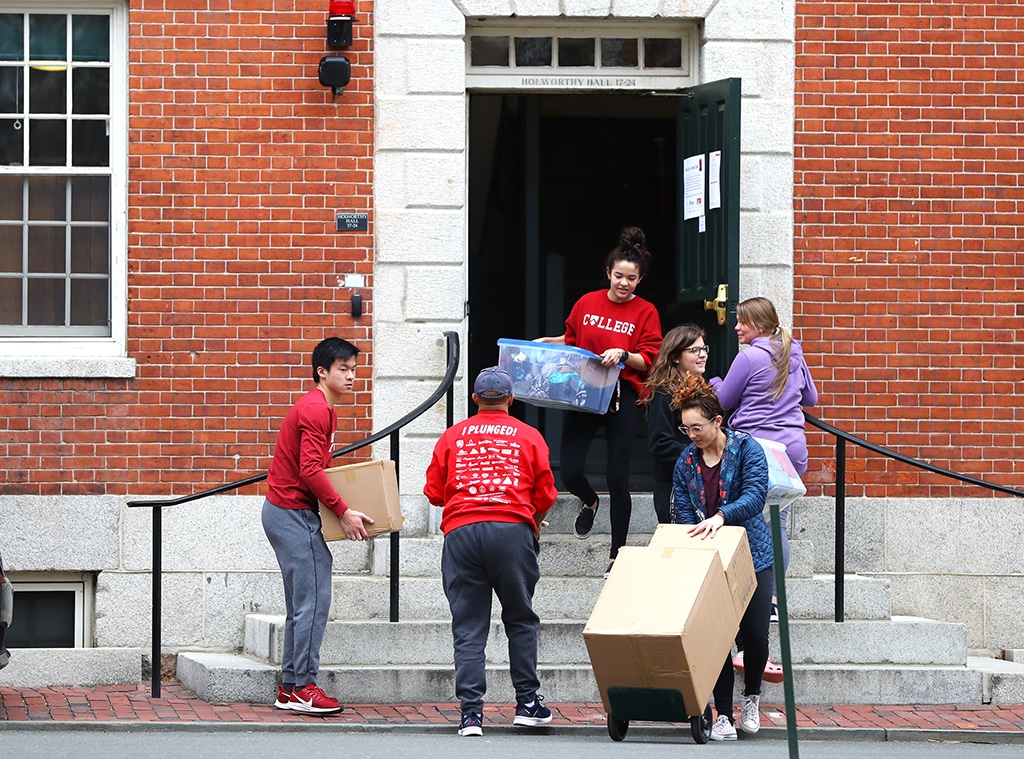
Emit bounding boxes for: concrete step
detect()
[785,574,890,620]
[176,652,1024,706]
[384,534,816,580]
[245,616,591,666]
[0,647,142,688]
[177,651,599,705]
[768,616,967,665]
[331,569,887,623]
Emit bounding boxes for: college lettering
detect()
[583,314,636,335]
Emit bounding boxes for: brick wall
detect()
[0,1,375,496]
[795,2,1024,497]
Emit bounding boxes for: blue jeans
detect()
[442,521,542,713]
[262,499,333,687]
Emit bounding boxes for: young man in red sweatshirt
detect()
[263,337,374,714]
[424,367,558,737]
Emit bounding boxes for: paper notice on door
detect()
[683,154,705,220]
[709,150,722,210]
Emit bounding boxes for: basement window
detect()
[4,572,93,647]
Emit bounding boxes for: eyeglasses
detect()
[683,345,710,356]
[678,417,719,436]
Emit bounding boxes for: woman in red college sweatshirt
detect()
[537,226,662,576]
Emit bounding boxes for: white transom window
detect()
[465,20,699,91]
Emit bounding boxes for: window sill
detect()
[0,357,137,379]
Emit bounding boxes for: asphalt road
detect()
[0,728,1020,759]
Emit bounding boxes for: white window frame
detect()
[0,0,133,379]
[4,572,94,647]
[465,19,700,92]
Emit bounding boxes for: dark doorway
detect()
[468,92,683,491]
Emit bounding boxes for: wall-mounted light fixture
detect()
[318,55,351,98]
[327,0,356,48]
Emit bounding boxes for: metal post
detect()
[151,506,162,698]
[770,503,799,758]
[834,439,846,623]
[390,429,400,623]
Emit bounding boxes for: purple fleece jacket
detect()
[710,336,818,474]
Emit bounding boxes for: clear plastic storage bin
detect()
[497,338,621,414]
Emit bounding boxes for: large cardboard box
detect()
[318,460,404,541]
[649,524,757,621]
[583,546,739,717]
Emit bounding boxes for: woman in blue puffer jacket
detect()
[671,373,771,742]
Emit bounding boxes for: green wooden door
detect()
[675,77,741,377]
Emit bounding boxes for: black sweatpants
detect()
[714,565,774,719]
[559,383,640,560]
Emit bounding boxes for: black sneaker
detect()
[573,499,598,540]
[458,710,483,736]
[513,695,552,727]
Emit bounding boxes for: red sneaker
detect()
[290,683,343,714]
[274,685,294,710]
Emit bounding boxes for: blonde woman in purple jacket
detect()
[710,297,818,617]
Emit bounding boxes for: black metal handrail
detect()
[128,331,460,697]
[803,410,1024,622]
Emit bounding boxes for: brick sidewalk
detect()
[2,683,1024,733]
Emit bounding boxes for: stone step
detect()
[382,534,816,579]
[768,616,966,665]
[330,569,887,623]
[246,614,963,669]
[0,647,142,688]
[176,651,1024,706]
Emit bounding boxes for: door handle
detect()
[704,283,728,326]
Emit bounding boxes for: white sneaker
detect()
[710,714,737,741]
[739,694,761,734]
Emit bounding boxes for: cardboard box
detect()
[318,460,404,541]
[496,338,621,414]
[583,546,739,717]
[648,524,757,622]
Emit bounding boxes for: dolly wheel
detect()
[691,704,713,744]
[607,715,629,741]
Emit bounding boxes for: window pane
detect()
[0,14,24,61]
[29,66,66,114]
[645,38,682,68]
[72,15,108,62]
[0,227,22,272]
[29,14,66,61]
[514,37,551,67]
[28,118,65,165]
[71,176,109,221]
[72,67,107,114]
[470,36,509,67]
[27,225,65,272]
[71,226,107,273]
[0,67,23,111]
[0,277,22,323]
[28,175,64,220]
[0,120,23,164]
[0,175,21,218]
[601,38,638,67]
[4,590,75,647]
[27,277,65,326]
[72,119,108,166]
[558,38,595,67]
[71,277,107,326]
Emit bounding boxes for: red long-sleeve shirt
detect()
[266,388,348,517]
[424,410,558,535]
[564,289,662,396]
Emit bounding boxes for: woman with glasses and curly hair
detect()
[643,324,710,524]
[671,373,772,741]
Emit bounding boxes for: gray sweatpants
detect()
[441,521,542,713]
[261,499,333,687]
